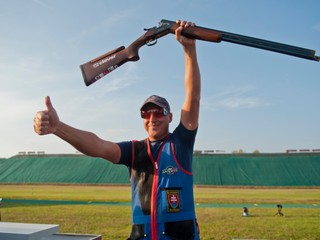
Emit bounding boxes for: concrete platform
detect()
[0,222,101,240]
[41,233,101,240]
[0,222,59,240]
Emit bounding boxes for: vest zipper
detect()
[147,135,170,240]
[151,161,159,240]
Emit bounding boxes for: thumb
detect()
[45,96,54,112]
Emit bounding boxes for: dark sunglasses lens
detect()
[154,110,164,118]
[141,109,165,119]
[141,111,148,119]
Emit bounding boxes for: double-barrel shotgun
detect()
[80,19,319,86]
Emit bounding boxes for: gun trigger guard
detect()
[146,39,157,46]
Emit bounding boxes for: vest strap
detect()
[157,211,196,223]
[133,211,195,224]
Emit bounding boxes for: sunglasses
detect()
[140,108,169,119]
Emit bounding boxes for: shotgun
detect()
[80,19,319,86]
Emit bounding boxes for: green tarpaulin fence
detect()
[192,153,320,186]
[0,155,129,184]
[0,153,319,186]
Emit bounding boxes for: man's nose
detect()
[148,112,157,121]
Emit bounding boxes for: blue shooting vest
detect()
[130,135,199,240]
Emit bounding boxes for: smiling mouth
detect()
[148,122,160,127]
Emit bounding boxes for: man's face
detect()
[141,105,172,141]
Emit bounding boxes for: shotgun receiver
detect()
[80,19,319,86]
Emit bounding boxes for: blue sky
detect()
[1,0,319,158]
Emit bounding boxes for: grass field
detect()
[0,185,319,239]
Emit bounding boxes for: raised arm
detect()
[175,20,201,131]
[33,96,121,163]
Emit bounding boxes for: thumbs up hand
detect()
[34,96,60,135]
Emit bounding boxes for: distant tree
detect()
[253,150,260,154]
[232,149,245,154]
[193,150,202,155]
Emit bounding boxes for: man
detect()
[34,20,201,240]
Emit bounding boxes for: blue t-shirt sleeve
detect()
[171,122,198,172]
[116,141,132,167]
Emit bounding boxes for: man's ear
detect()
[169,113,173,123]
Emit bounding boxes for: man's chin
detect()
[148,131,161,140]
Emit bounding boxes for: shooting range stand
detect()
[0,222,101,240]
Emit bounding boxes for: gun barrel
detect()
[219,30,319,61]
[160,19,318,61]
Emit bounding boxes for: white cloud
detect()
[67,8,139,46]
[32,0,55,11]
[313,22,320,32]
[203,85,270,111]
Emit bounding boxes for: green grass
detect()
[1,185,319,239]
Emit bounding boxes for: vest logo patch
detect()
[166,189,180,212]
[162,166,178,175]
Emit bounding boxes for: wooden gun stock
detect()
[80,21,222,86]
[80,19,319,86]
[80,45,137,86]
